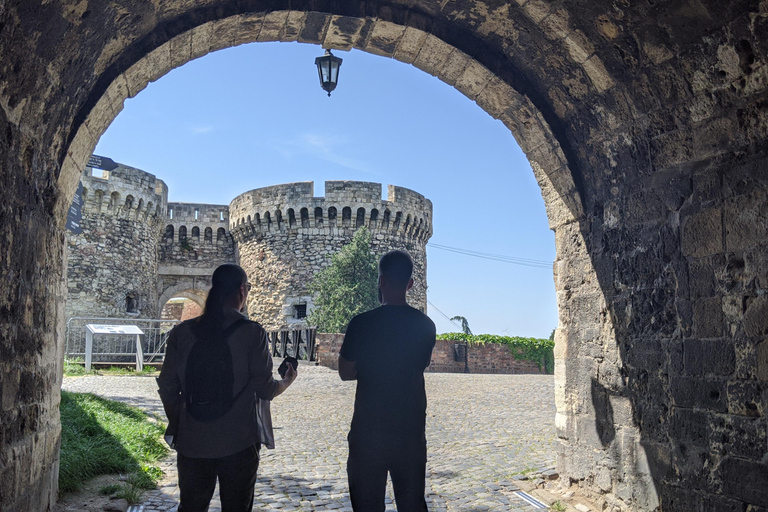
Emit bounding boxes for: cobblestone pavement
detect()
[63,364,556,511]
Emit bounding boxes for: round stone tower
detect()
[229,181,432,330]
[65,163,167,319]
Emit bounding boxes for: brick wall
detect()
[315,334,545,374]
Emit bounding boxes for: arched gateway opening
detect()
[2,3,767,511]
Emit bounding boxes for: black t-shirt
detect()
[340,305,436,443]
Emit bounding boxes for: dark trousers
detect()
[347,436,428,512]
[177,444,260,512]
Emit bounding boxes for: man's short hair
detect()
[379,250,413,290]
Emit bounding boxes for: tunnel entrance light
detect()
[315,49,342,97]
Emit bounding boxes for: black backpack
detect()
[184,318,248,422]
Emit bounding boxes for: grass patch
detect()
[550,501,567,511]
[59,391,169,495]
[98,483,121,495]
[63,359,89,376]
[63,360,159,377]
[115,483,144,504]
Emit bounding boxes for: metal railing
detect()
[268,327,318,362]
[65,317,318,367]
[65,317,179,367]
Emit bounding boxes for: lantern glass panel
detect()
[330,61,339,83]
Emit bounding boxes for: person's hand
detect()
[283,363,297,386]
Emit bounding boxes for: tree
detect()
[451,316,472,335]
[308,227,379,333]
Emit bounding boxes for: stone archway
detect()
[2,2,768,511]
[158,285,208,314]
[53,7,637,509]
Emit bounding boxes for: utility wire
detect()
[427,242,552,269]
[426,299,462,329]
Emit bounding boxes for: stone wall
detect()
[2,2,768,511]
[66,164,167,319]
[231,181,431,330]
[316,334,544,375]
[159,202,234,270]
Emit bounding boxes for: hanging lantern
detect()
[315,49,343,97]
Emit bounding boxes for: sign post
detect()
[65,182,84,234]
[87,155,119,171]
[84,324,145,371]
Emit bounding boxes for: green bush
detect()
[437,332,555,373]
[308,227,379,333]
[59,391,168,494]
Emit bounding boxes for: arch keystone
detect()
[234,13,266,46]
[325,15,366,50]
[282,11,307,42]
[365,20,406,57]
[259,11,290,42]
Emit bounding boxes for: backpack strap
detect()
[221,317,252,403]
[220,317,249,342]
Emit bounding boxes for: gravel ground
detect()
[62,363,556,511]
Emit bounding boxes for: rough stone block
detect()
[437,48,471,86]
[564,30,594,64]
[475,77,516,119]
[670,376,727,412]
[280,11,306,42]
[209,17,241,52]
[258,11,289,42]
[684,339,735,376]
[744,295,768,337]
[144,43,173,83]
[393,26,427,64]
[454,59,493,100]
[522,0,551,23]
[725,192,768,253]
[582,55,614,93]
[323,15,365,50]
[124,57,153,99]
[189,21,213,60]
[412,34,453,77]
[364,20,405,57]
[169,31,192,69]
[726,380,765,417]
[721,457,768,506]
[298,12,329,45]
[688,257,717,299]
[692,297,724,338]
[234,13,264,46]
[682,206,724,258]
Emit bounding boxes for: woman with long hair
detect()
[158,263,297,512]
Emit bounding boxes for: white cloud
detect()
[260,132,378,175]
[188,124,214,134]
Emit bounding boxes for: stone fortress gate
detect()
[66,161,431,330]
[2,2,768,512]
[230,181,431,329]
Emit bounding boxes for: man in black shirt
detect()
[339,250,436,512]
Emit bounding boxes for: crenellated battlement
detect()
[68,163,431,329]
[79,164,167,226]
[161,202,231,246]
[228,181,433,244]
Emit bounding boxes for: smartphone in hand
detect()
[278,356,298,378]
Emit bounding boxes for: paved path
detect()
[63,364,556,511]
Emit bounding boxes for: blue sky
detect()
[95,42,557,338]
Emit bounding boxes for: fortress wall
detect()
[159,202,235,271]
[326,180,381,203]
[231,181,431,330]
[238,230,428,330]
[66,165,166,319]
